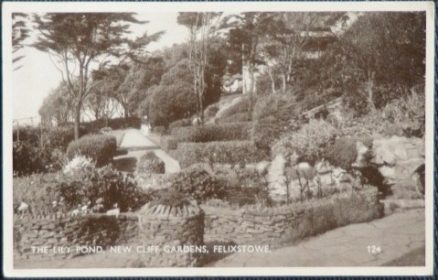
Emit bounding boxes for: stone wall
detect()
[134,201,204,267]
[14,213,139,260]
[14,202,205,267]
[203,187,383,247]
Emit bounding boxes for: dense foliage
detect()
[251,94,302,152]
[272,119,338,164]
[170,122,251,143]
[137,152,165,174]
[66,134,117,166]
[58,166,149,212]
[172,140,267,168]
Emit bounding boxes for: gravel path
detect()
[115,128,180,174]
[210,208,425,267]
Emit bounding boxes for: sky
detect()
[12,13,189,122]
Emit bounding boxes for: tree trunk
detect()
[281,74,287,93]
[248,63,256,118]
[366,72,376,111]
[267,68,276,94]
[74,104,81,140]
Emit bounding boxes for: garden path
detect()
[115,128,180,173]
[209,208,425,267]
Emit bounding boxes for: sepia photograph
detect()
[2,1,435,277]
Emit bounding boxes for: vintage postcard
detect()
[2,1,435,277]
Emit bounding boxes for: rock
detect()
[267,154,287,200]
[256,161,270,175]
[373,136,424,165]
[372,136,424,188]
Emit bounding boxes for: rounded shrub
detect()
[272,119,338,164]
[59,166,149,212]
[137,152,165,174]
[324,137,372,170]
[66,134,117,167]
[168,165,225,203]
[251,94,302,152]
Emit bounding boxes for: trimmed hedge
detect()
[66,134,117,166]
[168,118,192,130]
[216,112,251,124]
[82,117,141,132]
[172,140,267,168]
[171,122,252,143]
[160,136,178,151]
[218,97,251,118]
[137,152,165,174]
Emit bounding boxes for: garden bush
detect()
[14,166,149,214]
[137,152,165,174]
[173,140,267,168]
[218,96,251,118]
[66,134,117,166]
[63,155,95,177]
[58,166,149,212]
[168,118,192,130]
[171,122,251,143]
[160,136,178,151]
[382,90,425,137]
[324,137,372,170]
[167,165,225,203]
[223,185,271,207]
[272,119,338,164]
[82,117,141,132]
[150,188,193,208]
[251,94,302,152]
[13,141,52,176]
[152,126,168,135]
[13,172,61,215]
[45,125,83,151]
[13,126,40,145]
[216,112,251,124]
[148,60,198,127]
[212,166,271,206]
[205,104,219,118]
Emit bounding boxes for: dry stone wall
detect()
[203,187,383,247]
[14,213,138,260]
[14,202,205,267]
[134,202,204,267]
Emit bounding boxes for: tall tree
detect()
[117,56,165,117]
[12,13,30,71]
[335,12,425,111]
[33,13,162,139]
[224,13,282,112]
[39,82,75,127]
[177,12,222,124]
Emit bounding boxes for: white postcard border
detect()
[2,1,435,277]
